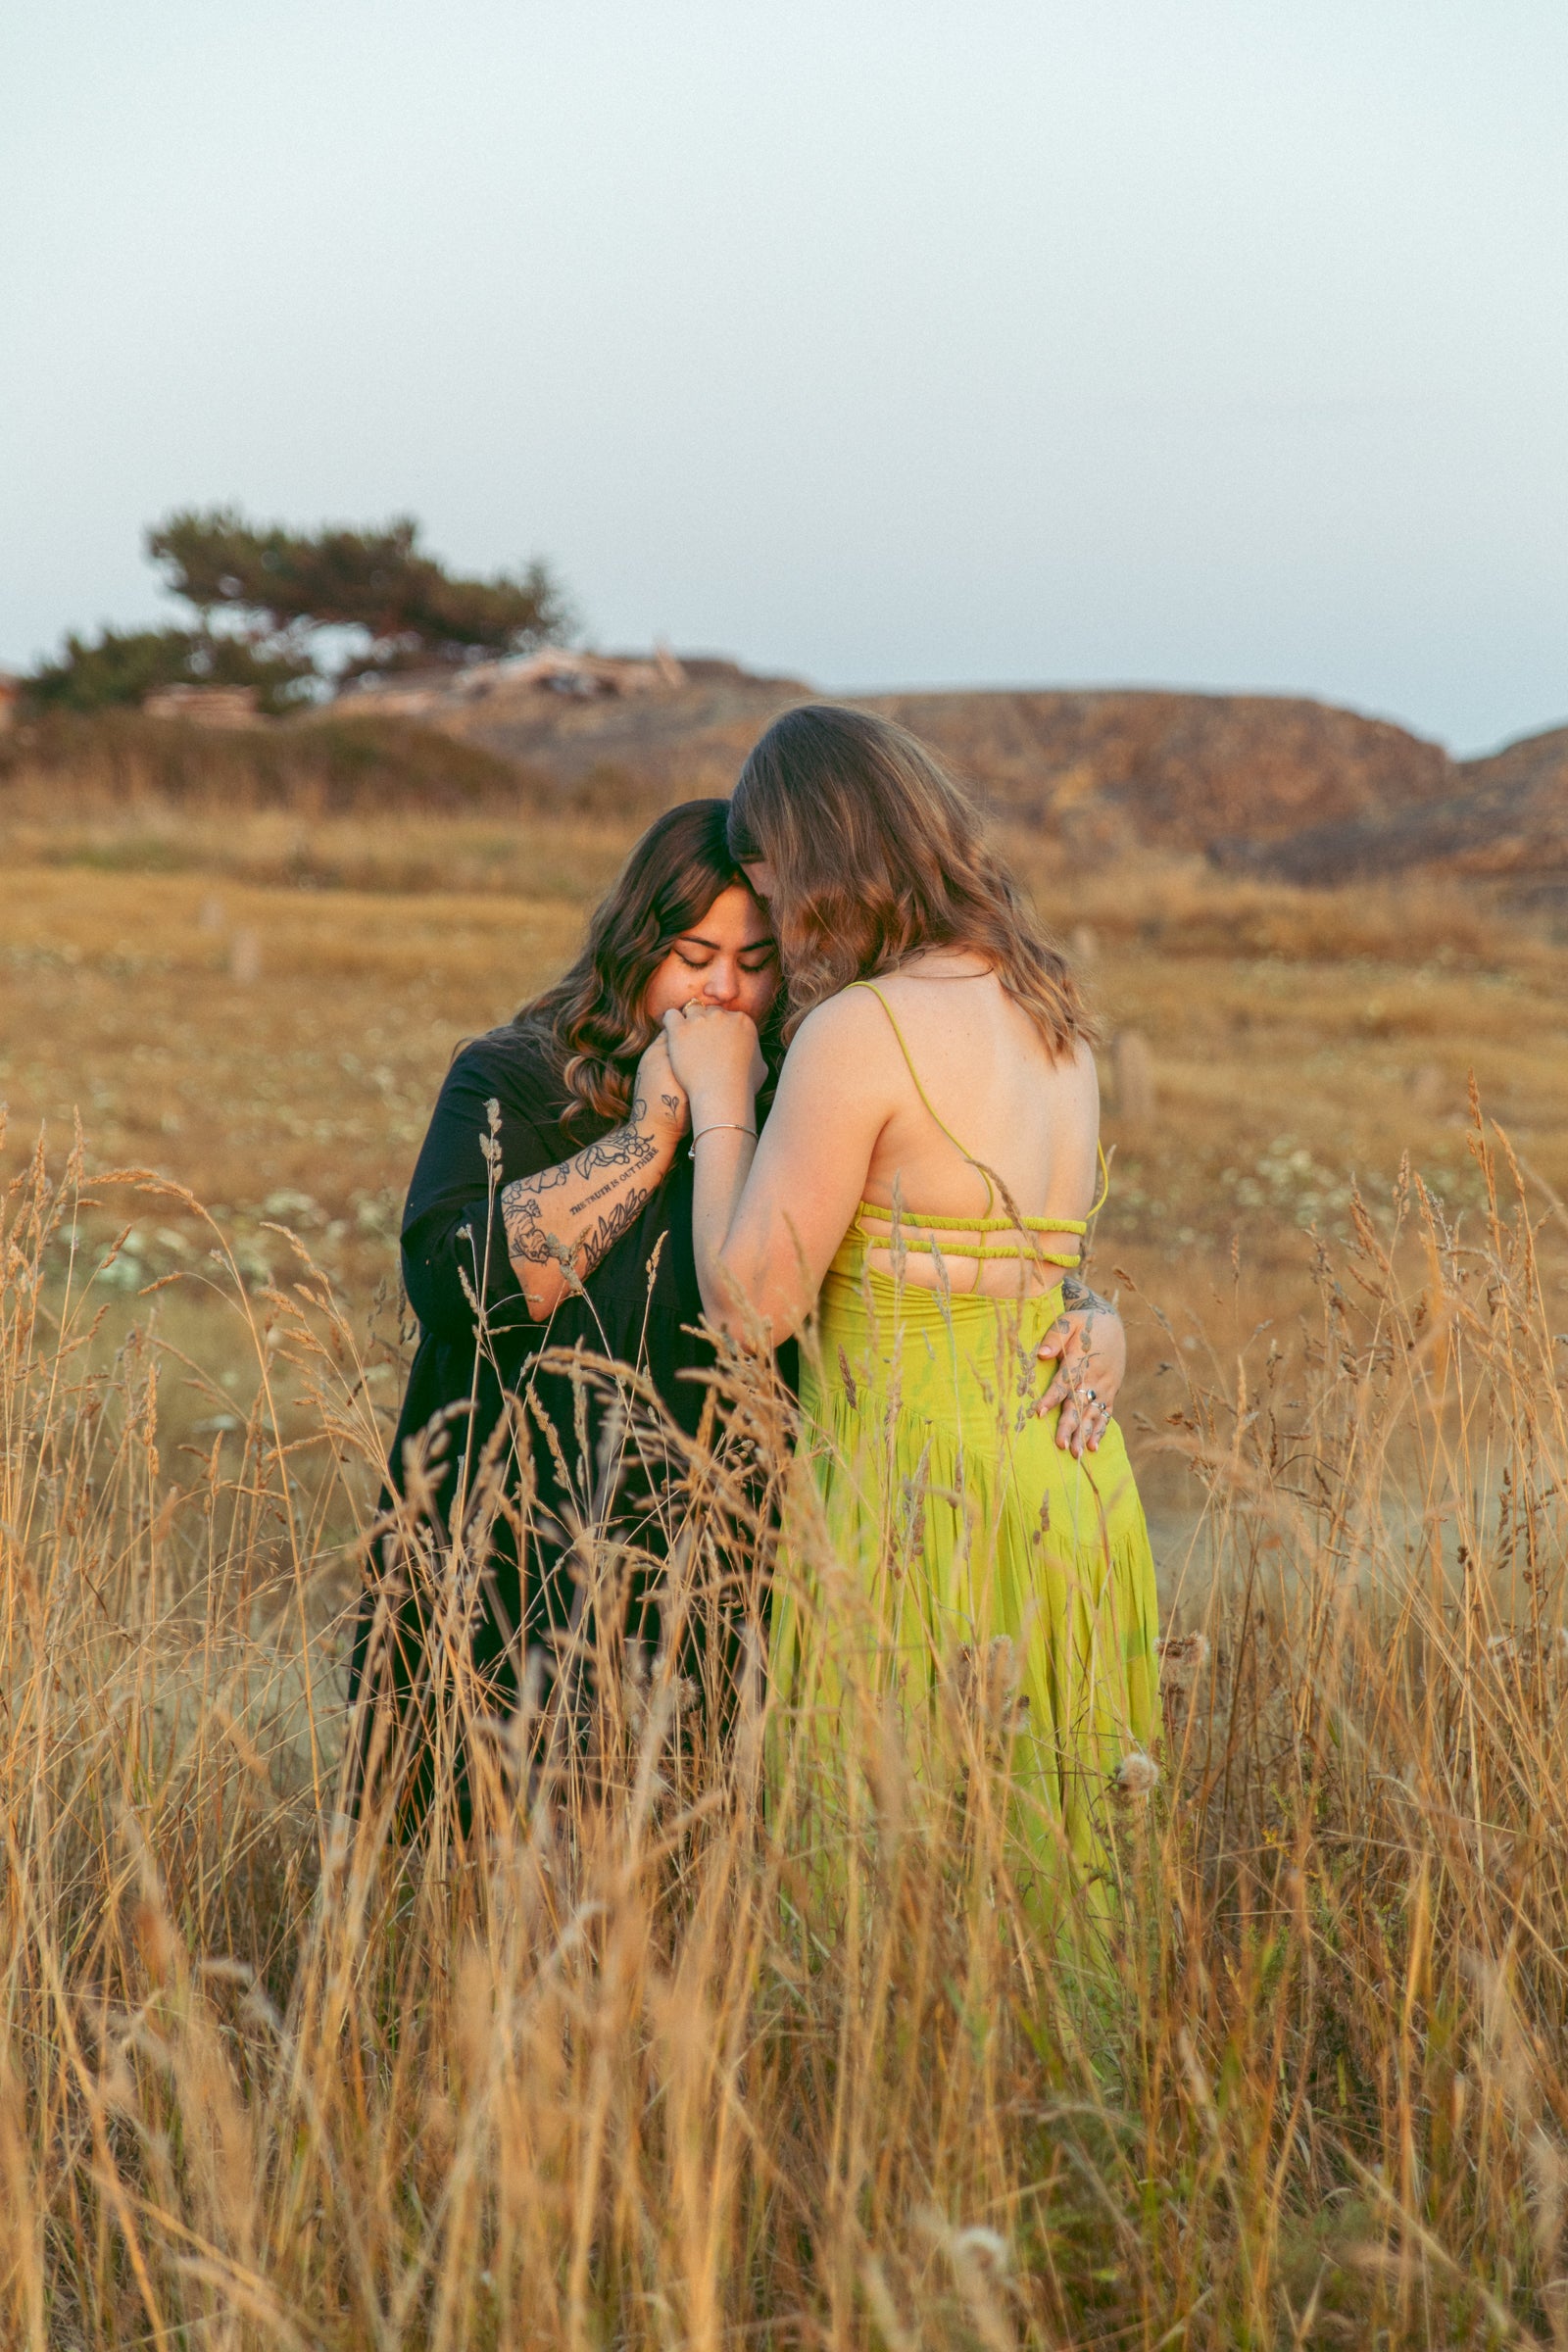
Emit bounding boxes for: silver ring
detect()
[1083,1388,1098,1404]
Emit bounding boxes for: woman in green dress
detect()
[663,706,1159,1914]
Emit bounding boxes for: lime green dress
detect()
[769,984,1160,1922]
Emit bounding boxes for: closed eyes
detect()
[674,945,777,970]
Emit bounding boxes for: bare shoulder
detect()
[774,987,903,1106]
[787,986,898,1061]
[997,1001,1099,1102]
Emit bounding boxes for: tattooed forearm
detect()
[505,1186,652,1286]
[502,1121,657,1230]
[502,1192,554,1266]
[527,1119,658,1195]
[579,1187,651,1274]
[499,1115,668,1310]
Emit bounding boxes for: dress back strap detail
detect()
[1089,1138,1110,1220]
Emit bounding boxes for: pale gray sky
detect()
[3,1,1564,754]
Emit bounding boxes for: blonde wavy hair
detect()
[726,704,1091,1052]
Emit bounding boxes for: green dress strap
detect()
[849,980,997,1217]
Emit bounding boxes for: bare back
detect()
[688,945,1102,1334]
[854,958,1100,1296]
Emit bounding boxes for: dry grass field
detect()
[5,781,1568,1509]
[8,770,1568,2347]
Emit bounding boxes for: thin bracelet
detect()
[690,1121,758,1152]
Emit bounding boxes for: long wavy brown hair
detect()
[515,799,778,1124]
[726,705,1091,1052]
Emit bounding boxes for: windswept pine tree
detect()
[24,509,572,710]
[146,508,570,682]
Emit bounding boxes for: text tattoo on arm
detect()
[500,1121,661,1284]
[524,1120,659,1196]
[568,1175,636,1213]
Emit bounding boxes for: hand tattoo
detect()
[1058,1273,1115,1321]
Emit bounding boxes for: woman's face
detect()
[642,882,780,1027]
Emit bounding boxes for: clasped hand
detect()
[662,1002,766,1112]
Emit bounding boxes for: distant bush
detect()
[24,625,316,716]
[0,707,532,812]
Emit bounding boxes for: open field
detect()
[5,784,1568,1505]
[9,777,1568,2345]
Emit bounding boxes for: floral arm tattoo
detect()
[500,1112,662,1298]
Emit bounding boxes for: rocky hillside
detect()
[862,689,1453,855]
[374,662,1460,858]
[27,654,1550,891]
[415,659,808,809]
[1219,723,1568,902]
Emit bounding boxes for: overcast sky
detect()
[3,1,1564,755]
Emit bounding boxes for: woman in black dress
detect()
[346,799,1126,1826]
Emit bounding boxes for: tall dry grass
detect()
[7,1100,1568,2348]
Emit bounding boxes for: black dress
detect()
[344,1023,737,1820]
